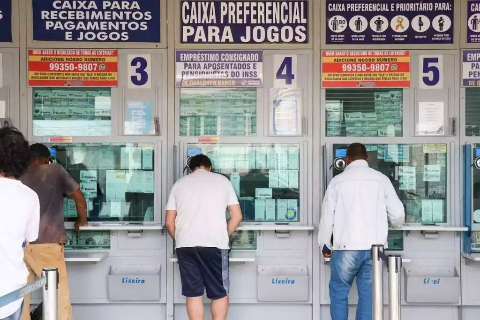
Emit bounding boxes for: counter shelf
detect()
[462,253,480,262]
[64,251,109,263]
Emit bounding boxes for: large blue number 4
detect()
[131,57,148,86]
[276,57,295,85]
[422,57,440,86]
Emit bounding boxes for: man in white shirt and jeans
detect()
[0,127,40,320]
[165,154,242,320]
[319,143,405,320]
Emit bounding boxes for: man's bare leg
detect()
[186,296,204,320]
[211,296,229,320]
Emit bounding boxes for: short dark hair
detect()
[347,143,368,160]
[30,143,51,159]
[188,154,212,170]
[0,127,31,178]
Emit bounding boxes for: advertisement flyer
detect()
[0,0,12,42]
[32,0,160,42]
[384,145,410,162]
[176,51,263,87]
[322,51,410,88]
[417,101,444,136]
[180,0,308,44]
[326,0,454,44]
[423,165,442,182]
[125,101,154,135]
[462,50,480,87]
[28,49,118,87]
[272,99,298,135]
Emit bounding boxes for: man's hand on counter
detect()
[74,218,88,232]
[322,244,332,258]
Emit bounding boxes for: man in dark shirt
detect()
[20,143,87,320]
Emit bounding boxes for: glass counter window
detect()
[471,146,480,225]
[33,88,112,137]
[325,89,403,137]
[50,143,155,222]
[471,232,480,252]
[332,144,447,224]
[180,88,257,137]
[387,231,404,251]
[174,231,257,251]
[65,230,110,250]
[188,143,300,222]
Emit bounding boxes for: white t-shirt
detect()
[166,169,239,249]
[0,178,40,318]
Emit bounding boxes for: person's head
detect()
[188,154,212,172]
[0,127,31,179]
[346,143,368,165]
[30,143,51,166]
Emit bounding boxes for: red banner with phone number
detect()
[322,51,410,88]
[28,49,118,87]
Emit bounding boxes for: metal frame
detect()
[372,245,402,320]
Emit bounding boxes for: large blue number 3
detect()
[422,57,440,86]
[276,57,295,85]
[131,57,148,86]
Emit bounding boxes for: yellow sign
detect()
[423,144,447,153]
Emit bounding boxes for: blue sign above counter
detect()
[32,0,160,42]
[0,0,12,42]
[325,0,454,44]
[467,0,480,43]
[180,0,309,44]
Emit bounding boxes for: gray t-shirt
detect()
[21,164,79,244]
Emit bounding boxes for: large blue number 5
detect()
[276,57,295,85]
[131,57,148,86]
[422,57,439,86]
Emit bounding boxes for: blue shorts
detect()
[176,247,230,300]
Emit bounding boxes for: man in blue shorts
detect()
[165,154,242,320]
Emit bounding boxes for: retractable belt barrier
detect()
[0,268,59,320]
[372,245,402,320]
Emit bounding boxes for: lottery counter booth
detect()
[1,0,480,319]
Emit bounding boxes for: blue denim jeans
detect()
[1,302,23,320]
[330,250,372,320]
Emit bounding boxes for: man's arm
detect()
[385,180,405,228]
[318,182,336,249]
[165,187,177,239]
[25,196,40,244]
[226,183,242,236]
[58,165,87,231]
[165,210,177,239]
[227,204,242,236]
[71,189,88,231]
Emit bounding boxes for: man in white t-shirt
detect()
[165,154,242,320]
[0,127,40,320]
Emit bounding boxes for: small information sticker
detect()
[423,143,447,153]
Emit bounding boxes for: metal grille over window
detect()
[325,89,403,137]
[466,88,480,136]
